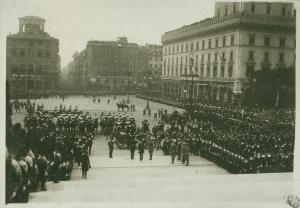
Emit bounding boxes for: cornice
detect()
[162,13,295,44]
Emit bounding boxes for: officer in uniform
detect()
[108,136,115,158]
[170,139,177,164]
[148,137,155,160]
[181,140,190,166]
[53,150,62,183]
[128,135,137,160]
[36,152,48,191]
[138,138,145,161]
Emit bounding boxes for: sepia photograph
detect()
[1,0,299,207]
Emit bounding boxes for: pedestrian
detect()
[108,137,115,158]
[148,137,155,160]
[81,151,91,179]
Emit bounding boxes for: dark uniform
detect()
[108,138,115,158]
[81,152,91,179]
[148,138,155,160]
[36,154,48,191]
[170,140,177,164]
[138,140,145,161]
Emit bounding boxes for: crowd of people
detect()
[158,105,294,173]
[6,101,95,203]
[6,95,295,203]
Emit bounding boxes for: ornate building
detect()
[161,2,295,104]
[6,16,60,98]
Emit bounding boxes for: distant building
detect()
[161,2,295,103]
[6,16,60,98]
[67,37,161,94]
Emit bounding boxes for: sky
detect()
[0,0,216,68]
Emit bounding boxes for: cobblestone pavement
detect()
[9,96,293,207]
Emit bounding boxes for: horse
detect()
[116,103,129,111]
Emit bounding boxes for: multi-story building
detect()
[67,37,156,94]
[85,37,141,93]
[161,2,295,104]
[6,16,60,98]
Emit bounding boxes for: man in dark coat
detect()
[138,139,145,161]
[37,153,48,191]
[128,136,137,160]
[148,138,155,160]
[170,139,177,164]
[81,151,91,179]
[108,137,115,158]
[53,150,62,183]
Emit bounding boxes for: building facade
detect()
[67,37,160,94]
[161,2,295,104]
[6,16,60,98]
[85,37,141,93]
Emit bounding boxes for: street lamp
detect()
[127,67,130,103]
[189,53,194,112]
[146,65,150,110]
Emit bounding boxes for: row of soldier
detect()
[6,102,94,203]
[160,108,294,173]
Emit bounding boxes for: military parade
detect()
[4,1,299,206]
[6,92,295,203]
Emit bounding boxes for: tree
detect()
[242,66,295,109]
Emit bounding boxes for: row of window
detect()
[217,3,290,17]
[248,51,285,62]
[10,48,53,58]
[248,35,286,47]
[149,63,162,69]
[150,57,162,61]
[96,70,134,76]
[164,35,288,56]
[250,3,289,16]
[164,35,235,55]
[11,39,53,48]
[163,64,234,79]
[164,51,234,66]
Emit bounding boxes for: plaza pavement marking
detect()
[71,163,216,170]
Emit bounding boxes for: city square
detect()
[2,0,299,208]
[8,96,293,207]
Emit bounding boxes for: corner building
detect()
[161,2,295,103]
[6,16,60,98]
[85,37,141,93]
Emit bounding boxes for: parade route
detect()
[10,96,294,207]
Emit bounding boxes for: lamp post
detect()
[189,53,194,112]
[146,65,150,110]
[127,67,130,103]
